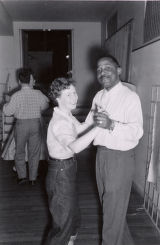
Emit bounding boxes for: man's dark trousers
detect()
[96,147,135,245]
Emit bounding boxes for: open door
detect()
[22,30,72,94]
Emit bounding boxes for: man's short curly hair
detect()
[49,77,76,105]
[17,68,34,84]
[98,54,120,68]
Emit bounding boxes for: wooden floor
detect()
[0,147,160,245]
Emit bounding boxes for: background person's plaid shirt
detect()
[3,86,49,119]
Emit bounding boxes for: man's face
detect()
[97,57,121,90]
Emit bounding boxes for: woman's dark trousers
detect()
[45,157,80,245]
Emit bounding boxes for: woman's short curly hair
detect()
[48,77,76,105]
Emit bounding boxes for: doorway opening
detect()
[22,30,72,94]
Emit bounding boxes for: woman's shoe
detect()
[70,234,77,240]
[67,240,74,245]
[68,233,78,245]
[12,165,17,172]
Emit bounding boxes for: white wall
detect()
[0,2,13,35]
[0,2,14,102]
[13,21,101,106]
[106,1,145,50]
[131,41,160,193]
[0,36,17,102]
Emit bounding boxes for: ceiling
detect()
[1,0,118,22]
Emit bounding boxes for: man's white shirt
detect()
[85,82,143,151]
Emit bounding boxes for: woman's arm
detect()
[69,126,100,153]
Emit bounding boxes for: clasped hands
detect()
[93,111,113,129]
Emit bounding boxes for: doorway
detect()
[22,30,72,94]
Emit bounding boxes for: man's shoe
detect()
[29,180,36,186]
[17,178,28,185]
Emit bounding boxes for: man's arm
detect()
[3,95,16,116]
[40,93,49,112]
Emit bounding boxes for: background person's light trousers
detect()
[96,147,135,245]
[15,118,41,180]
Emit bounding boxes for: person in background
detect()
[3,68,49,185]
[45,77,100,245]
[85,54,143,245]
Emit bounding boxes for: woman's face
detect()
[57,84,78,112]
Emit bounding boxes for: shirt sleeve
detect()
[3,94,17,116]
[85,95,98,125]
[94,93,143,150]
[39,92,49,111]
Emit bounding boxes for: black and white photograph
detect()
[0,0,160,244]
